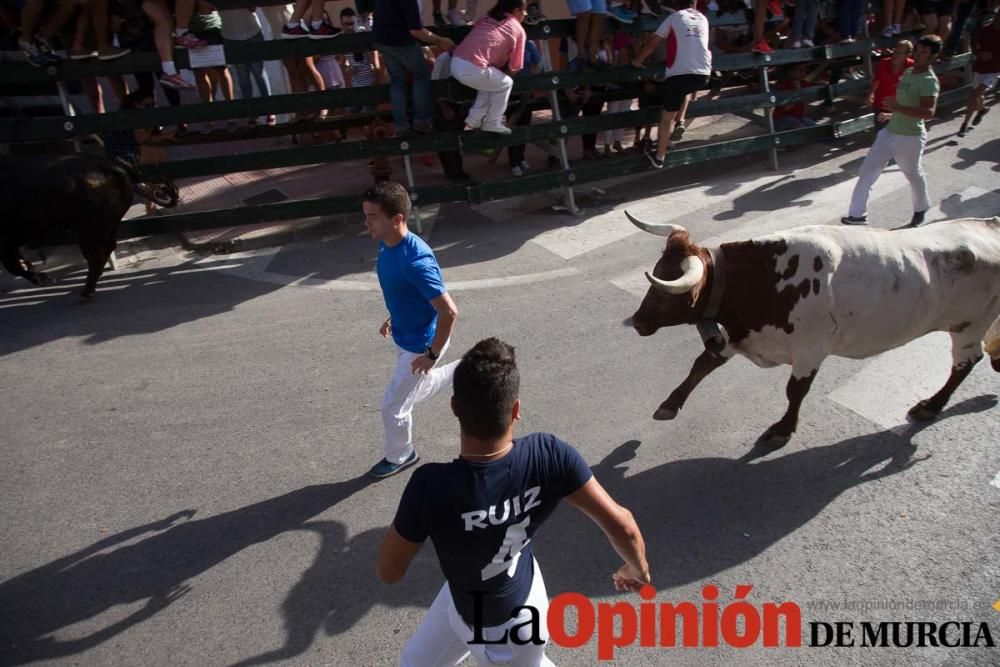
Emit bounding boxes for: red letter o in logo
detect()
[548,593,595,648]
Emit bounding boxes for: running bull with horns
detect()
[1,153,177,298]
[625,212,1000,449]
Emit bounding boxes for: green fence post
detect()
[538,31,579,215]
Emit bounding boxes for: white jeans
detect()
[848,128,931,218]
[603,99,631,144]
[450,56,513,129]
[401,559,554,667]
[382,341,458,463]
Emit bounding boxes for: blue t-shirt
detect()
[393,433,593,626]
[377,232,446,353]
[372,0,422,46]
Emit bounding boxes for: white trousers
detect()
[401,559,554,667]
[451,56,513,129]
[382,341,458,464]
[848,128,931,218]
[603,99,631,144]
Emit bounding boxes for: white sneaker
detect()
[891,24,902,34]
[518,160,530,170]
[482,124,512,135]
[447,9,468,25]
[789,39,802,48]
[511,166,524,176]
[881,26,894,38]
[802,39,814,47]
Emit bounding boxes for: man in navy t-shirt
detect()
[363,182,460,478]
[378,338,651,665]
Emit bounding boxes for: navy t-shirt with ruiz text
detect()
[393,433,593,627]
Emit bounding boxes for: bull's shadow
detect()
[0,476,374,665]
[536,395,995,595]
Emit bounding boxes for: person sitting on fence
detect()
[280,0,340,37]
[100,89,176,213]
[219,8,277,127]
[450,0,527,135]
[18,0,77,65]
[772,62,819,130]
[188,7,238,133]
[340,7,381,115]
[869,39,914,128]
[568,0,609,67]
[837,0,864,42]
[919,0,955,42]
[788,0,819,47]
[66,0,130,59]
[632,0,712,169]
[751,0,785,54]
[958,10,999,137]
[260,3,328,123]
[372,0,456,135]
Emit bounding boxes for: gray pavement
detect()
[1,107,999,667]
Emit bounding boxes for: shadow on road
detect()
[0,476,373,665]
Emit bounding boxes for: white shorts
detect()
[973,71,998,91]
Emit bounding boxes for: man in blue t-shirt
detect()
[363,182,460,478]
[378,338,651,665]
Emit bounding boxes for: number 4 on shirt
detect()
[481,516,531,581]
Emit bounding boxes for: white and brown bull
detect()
[626,212,1000,449]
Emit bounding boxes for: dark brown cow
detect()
[0,153,177,298]
[626,212,1000,449]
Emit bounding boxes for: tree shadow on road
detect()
[536,394,996,595]
[0,476,373,665]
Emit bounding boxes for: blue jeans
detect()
[374,41,432,131]
[225,34,271,99]
[838,0,864,38]
[792,0,819,42]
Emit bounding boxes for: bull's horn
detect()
[625,210,688,238]
[645,256,705,295]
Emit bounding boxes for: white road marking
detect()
[991,471,1000,490]
[828,333,954,433]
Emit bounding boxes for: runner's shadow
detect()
[952,137,1000,171]
[0,476,373,665]
[536,395,995,595]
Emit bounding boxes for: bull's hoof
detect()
[653,406,679,420]
[757,427,792,451]
[907,400,941,422]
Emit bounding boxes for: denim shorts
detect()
[566,0,607,15]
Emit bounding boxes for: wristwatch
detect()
[425,346,439,361]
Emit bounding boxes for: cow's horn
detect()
[625,210,687,238]
[645,256,705,295]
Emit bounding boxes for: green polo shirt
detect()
[886,67,939,137]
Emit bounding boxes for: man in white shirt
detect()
[631,0,712,168]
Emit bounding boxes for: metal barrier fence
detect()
[0,11,975,238]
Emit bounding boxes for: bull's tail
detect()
[985,316,1000,372]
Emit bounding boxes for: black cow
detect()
[0,153,177,298]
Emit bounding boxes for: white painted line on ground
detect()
[991,471,1000,490]
[828,333,954,433]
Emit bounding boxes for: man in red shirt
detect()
[958,15,1000,137]
[869,40,914,128]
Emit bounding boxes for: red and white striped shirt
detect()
[453,15,526,73]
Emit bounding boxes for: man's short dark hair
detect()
[341,6,356,18]
[918,34,943,54]
[362,181,411,220]
[453,338,520,440]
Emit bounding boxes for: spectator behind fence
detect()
[568,0,608,66]
[881,0,906,37]
[431,50,475,183]
[18,0,77,65]
[772,62,819,130]
[789,0,819,47]
[869,39,913,128]
[109,4,187,121]
[189,9,238,133]
[451,0,528,135]
[838,0,864,41]
[372,0,455,135]
[261,3,328,123]
[220,8,277,127]
[632,0,711,169]
[281,0,339,37]
[67,0,130,60]
[340,6,380,114]
[958,11,999,137]
[508,39,542,174]
[919,0,954,41]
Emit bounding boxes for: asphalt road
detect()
[2,107,999,667]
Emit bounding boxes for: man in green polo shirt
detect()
[843,35,942,229]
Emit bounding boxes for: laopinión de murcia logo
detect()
[468,585,998,659]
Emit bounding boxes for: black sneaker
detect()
[367,450,419,478]
[433,10,446,26]
[840,215,869,225]
[972,109,987,126]
[19,40,47,67]
[644,146,664,169]
[670,123,686,142]
[908,210,926,227]
[957,124,969,137]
